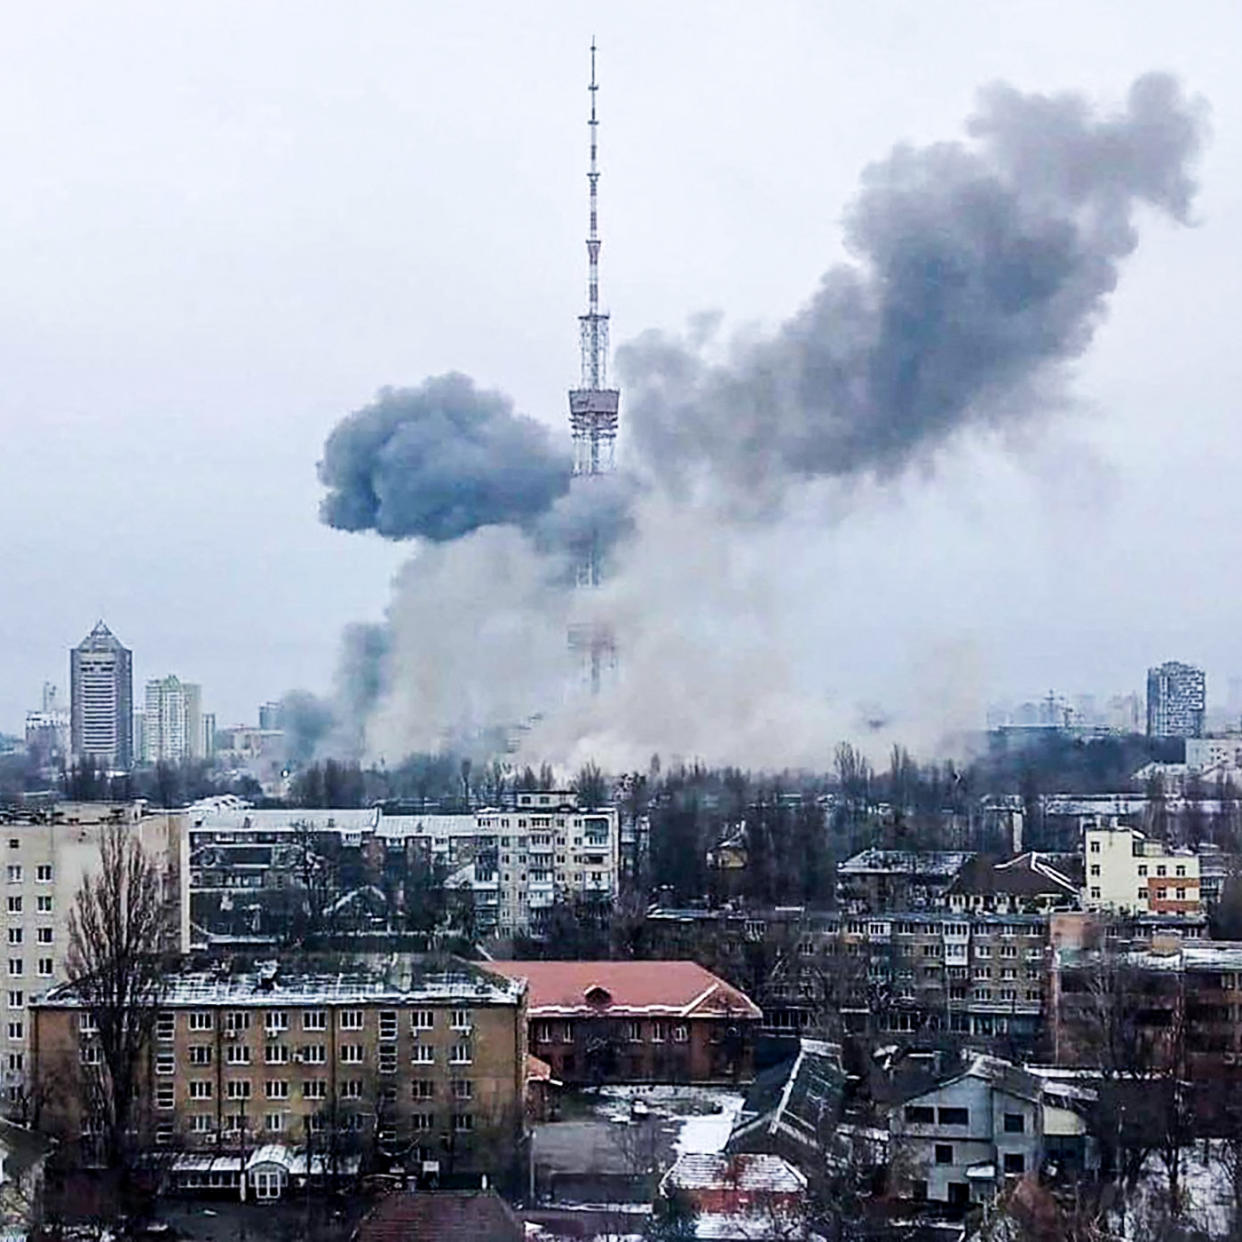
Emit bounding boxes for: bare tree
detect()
[66,821,175,1172]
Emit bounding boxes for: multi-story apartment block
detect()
[644,907,1051,1052]
[0,801,189,1114]
[70,621,133,770]
[837,850,975,912]
[30,957,527,1198]
[1147,660,1206,739]
[1082,824,1201,915]
[186,792,620,940]
[143,675,205,763]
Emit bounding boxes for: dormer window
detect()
[584,984,612,1007]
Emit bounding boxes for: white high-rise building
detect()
[143,675,205,763]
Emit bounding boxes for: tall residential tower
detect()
[69,621,133,770]
[567,41,619,692]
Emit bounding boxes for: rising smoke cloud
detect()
[318,373,572,541]
[313,73,1204,769]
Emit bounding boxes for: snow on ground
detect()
[583,1084,745,1155]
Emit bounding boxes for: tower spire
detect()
[569,38,619,477]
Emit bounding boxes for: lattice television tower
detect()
[567,39,619,693]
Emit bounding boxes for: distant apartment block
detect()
[69,621,133,770]
[1083,823,1200,915]
[143,675,205,763]
[1147,660,1206,739]
[186,790,620,939]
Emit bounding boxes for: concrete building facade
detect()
[1083,824,1201,916]
[0,802,190,1114]
[143,675,205,763]
[1147,661,1206,739]
[69,621,133,771]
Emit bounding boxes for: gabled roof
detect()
[896,1053,1045,1111]
[354,1190,524,1242]
[839,850,974,879]
[946,852,1078,899]
[729,1038,845,1152]
[484,960,762,1019]
[660,1152,806,1195]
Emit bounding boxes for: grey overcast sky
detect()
[1,1,1239,735]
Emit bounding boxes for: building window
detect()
[226,1080,251,1100]
[188,1045,212,1066]
[904,1106,934,1124]
[265,1113,287,1133]
[156,1012,175,1041]
[156,1084,175,1110]
[36,895,51,914]
[339,1010,364,1030]
[451,1078,473,1100]
[1003,1153,1026,1175]
[5,1021,21,1041]
[412,1080,434,1100]
[302,1080,326,1100]
[7,961,20,977]
[341,1079,363,1100]
[189,1081,212,1099]
[155,1053,174,1075]
[452,1112,474,1133]
[80,1044,100,1065]
[265,1044,289,1065]
[411,1112,434,1131]
[189,1011,213,1031]
[1089,865,1100,877]
[6,898,20,914]
[37,959,52,977]
[412,1045,434,1065]
[672,1025,689,1043]
[651,1021,666,1043]
[1139,864,1148,876]
[1090,887,1101,900]
[265,1011,289,1033]
[935,1144,953,1166]
[938,1107,968,1126]
[1089,841,1100,853]
[450,1009,472,1031]
[340,1044,364,1064]
[449,1043,472,1065]
[36,928,52,945]
[300,1044,326,1064]
[226,1045,251,1065]
[226,1011,251,1032]
[35,865,51,883]
[379,1045,397,1074]
[412,1009,434,1031]
[7,1053,21,1073]
[265,1080,289,1100]
[154,1122,174,1145]
[6,866,21,883]
[379,1010,398,1041]
[302,1010,326,1031]
[1157,865,1167,877]
[6,930,21,947]
[625,1021,642,1042]
[190,1114,214,1133]
[6,992,21,1009]
[1003,1112,1025,1133]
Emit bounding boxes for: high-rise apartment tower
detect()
[1147,660,1206,739]
[143,675,205,763]
[69,621,133,770]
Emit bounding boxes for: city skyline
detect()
[0,4,1239,764]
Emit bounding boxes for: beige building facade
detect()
[30,958,527,1190]
[1083,824,1201,916]
[0,802,190,1113]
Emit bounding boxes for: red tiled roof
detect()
[526,1053,555,1082]
[354,1190,523,1242]
[484,960,762,1019]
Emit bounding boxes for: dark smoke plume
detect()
[318,373,572,541]
[317,73,1205,768]
[277,689,335,766]
[618,73,1203,501]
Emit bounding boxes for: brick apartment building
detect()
[484,960,761,1086]
[30,956,527,1193]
